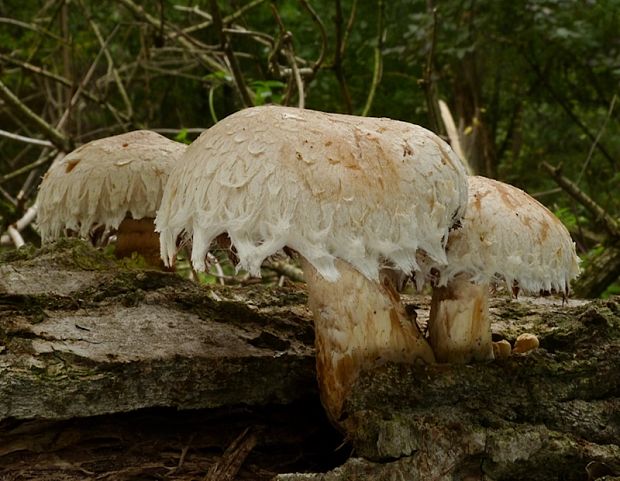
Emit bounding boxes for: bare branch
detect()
[542,162,620,239]
[56,26,119,132]
[0,129,54,148]
[271,5,304,108]
[299,0,328,75]
[6,225,25,248]
[116,0,226,73]
[525,54,617,169]
[0,205,38,246]
[209,0,254,107]
[265,259,304,282]
[361,0,385,117]
[0,53,130,124]
[0,150,57,186]
[577,94,617,184]
[0,16,66,42]
[333,0,353,113]
[78,0,134,120]
[0,79,71,152]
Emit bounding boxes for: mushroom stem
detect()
[429,276,493,363]
[302,258,435,423]
[115,217,168,270]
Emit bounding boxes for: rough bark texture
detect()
[0,240,316,421]
[280,298,620,481]
[1,240,619,480]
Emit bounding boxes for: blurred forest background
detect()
[0,0,618,297]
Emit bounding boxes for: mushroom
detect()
[428,175,580,363]
[156,106,468,422]
[37,130,186,268]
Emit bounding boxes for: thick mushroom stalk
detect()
[115,218,167,269]
[429,276,492,363]
[304,259,435,422]
[429,176,580,364]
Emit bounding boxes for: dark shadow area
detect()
[0,398,349,481]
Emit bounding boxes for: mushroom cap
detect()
[439,176,580,293]
[37,130,186,241]
[157,106,468,282]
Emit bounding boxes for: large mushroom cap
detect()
[157,106,468,282]
[37,130,186,241]
[440,175,580,293]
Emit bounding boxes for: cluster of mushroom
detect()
[153,106,580,422]
[37,106,580,425]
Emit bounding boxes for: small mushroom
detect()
[156,106,469,423]
[428,176,580,363]
[37,130,186,268]
[492,339,513,359]
[512,333,540,354]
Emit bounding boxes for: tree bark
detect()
[0,240,316,421]
[0,240,618,480]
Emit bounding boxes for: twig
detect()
[208,85,219,123]
[56,26,119,132]
[270,5,304,108]
[577,94,617,184]
[207,253,226,286]
[361,0,385,117]
[265,259,304,282]
[0,53,130,124]
[0,128,53,148]
[79,0,134,121]
[0,79,71,152]
[333,0,353,113]
[0,16,65,42]
[299,0,327,75]
[222,0,266,25]
[209,0,253,107]
[176,0,266,36]
[204,427,258,481]
[6,225,25,248]
[342,0,358,56]
[525,53,617,169]
[116,0,226,73]
[542,162,620,239]
[165,433,195,475]
[222,27,274,47]
[0,205,38,248]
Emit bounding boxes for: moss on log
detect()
[1,240,618,480]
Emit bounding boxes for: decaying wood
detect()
[279,298,620,481]
[0,240,619,480]
[0,240,316,421]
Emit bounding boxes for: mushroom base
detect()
[115,217,168,270]
[429,277,493,363]
[302,258,435,424]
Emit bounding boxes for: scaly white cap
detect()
[37,130,186,241]
[156,106,468,282]
[439,176,580,293]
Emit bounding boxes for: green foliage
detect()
[250,80,286,106]
[0,0,618,294]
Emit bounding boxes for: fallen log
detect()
[0,240,618,480]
